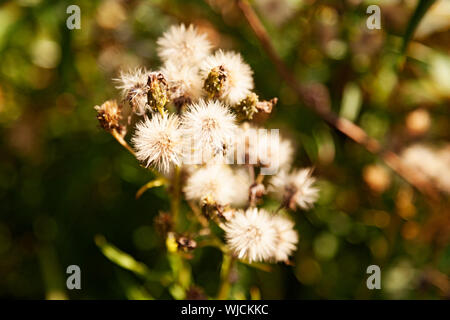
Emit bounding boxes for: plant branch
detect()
[235,0,440,201]
[111,129,135,156]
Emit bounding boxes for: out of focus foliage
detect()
[0,0,449,299]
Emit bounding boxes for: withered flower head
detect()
[176,235,197,252]
[234,93,277,121]
[203,65,228,100]
[147,72,170,114]
[94,100,125,135]
[154,212,173,237]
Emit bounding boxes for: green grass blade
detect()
[95,235,172,285]
[401,0,437,53]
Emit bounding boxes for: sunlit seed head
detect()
[160,61,203,106]
[271,168,319,210]
[132,113,183,173]
[200,50,254,105]
[157,24,212,68]
[257,133,294,172]
[115,68,152,115]
[181,99,237,163]
[183,164,236,205]
[224,208,277,263]
[272,214,298,262]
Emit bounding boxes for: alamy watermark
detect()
[66,265,81,290]
[181,128,281,175]
[366,265,381,290]
[366,5,381,30]
[66,5,81,30]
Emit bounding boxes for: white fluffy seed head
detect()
[234,123,293,173]
[115,68,151,115]
[181,99,237,163]
[161,61,203,103]
[224,208,277,263]
[272,214,298,262]
[157,24,212,68]
[229,168,253,207]
[200,50,254,105]
[271,168,319,210]
[132,114,183,173]
[183,164,236,205]
[257,131,294,173]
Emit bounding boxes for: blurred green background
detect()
[0,0,449,299]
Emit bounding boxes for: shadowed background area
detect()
[0,0,449,299]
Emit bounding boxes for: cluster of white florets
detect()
[95,24,320,264]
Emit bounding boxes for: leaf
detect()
[401,0,437,54]
[95,235,172,285]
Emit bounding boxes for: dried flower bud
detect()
[235,92,259,120]
[94,100,125,136]
[201,195,217,218]
[234,93,277,120]
[201,195,230,220]
[257,97,277,114]
[203,65,227,99]
[147,72,169,114]
[154,212,173,237]
[176,235,197,252]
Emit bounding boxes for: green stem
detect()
[217,254,235,300]
[171,166,181,230]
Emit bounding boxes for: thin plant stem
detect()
[111,129,135,156]
[171,166,181,230]
[217,254,235,300]
[136,177,167,199]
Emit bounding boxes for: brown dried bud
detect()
[176,235,197,252]
[256,97,277,114]
[94,100,125,135]
[234,93,277,121]
[154,212,173,237]
[201,196,231,221]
